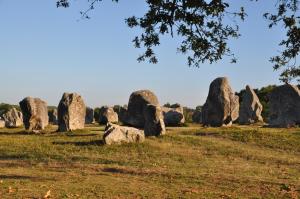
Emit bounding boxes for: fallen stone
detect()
[103,123,145,145]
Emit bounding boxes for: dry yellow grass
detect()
[0,124,299,198]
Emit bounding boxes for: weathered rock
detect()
[192,110,202,123]
[162,105,185,126]
[0,120,5,128]
[103,123,145,145]
[19,97,49,132]
[125,90,160,128]
[202,77,239,127]
[98,106,118,124]
[239,85,263,124]
[268,84,300,127]
[58,93,86,132]
[122,90,166,136]
[85,107,94,124]
[48,109,58,125]
[2,108,23,128]
[144,104,166,136]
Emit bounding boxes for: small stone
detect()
[162,104,185,126]
[98,106,118,124]
[2,108,23,128]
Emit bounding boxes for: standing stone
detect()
[144,104,166,136]
[19,97,49,132]
[58,93,86,132]
[122,90,166,136]
[192,110,202,123]
[125,90,160,128]
[239,85,264,124]
[162,104,185,126]
[98,106,118,124]
[269,84,300,127]
[0,119,5,128]
[85,107,94,124]
[2,108,23,128]
[103,123,145,145]
[48,109,58,125]
[202,77,239,127]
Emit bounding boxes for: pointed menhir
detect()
[239,85,264,125]
[202,77,239,127]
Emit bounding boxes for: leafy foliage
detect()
[263,0,300,82]
[182,106,194,123]
[57,0,245,66]
[57,0,300,82]
[125,0,245,66]
[94,107,101,121]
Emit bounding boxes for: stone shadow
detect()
[52,140,104,146]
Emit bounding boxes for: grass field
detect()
[0,124,299,198]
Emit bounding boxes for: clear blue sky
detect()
[0,0,287,108]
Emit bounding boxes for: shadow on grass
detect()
[65,133,100,137]
[0,174,37,180]
[0,174,55,181]
[0,154,31,160]
[0,130,33,136]
[195,132,220,137]
[52,140,104,146]
[101,167,172,178]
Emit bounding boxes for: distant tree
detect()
[195,105,202,111]
[57,0,299,82]
[94,107,101,121]
[163,103,171,108]
[183,107,194,123]
[47,106,57,111]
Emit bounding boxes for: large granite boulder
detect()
[202,77,239,127]
[192,110,202,123]
[124,90,160,128]
[239,85,264,124]
[48,109,58,125]
[162,104,185,126]
[58,93,86,132]
[98,106,118,124]
[144,104,166,136]
[103,123,145,145]
[2,108,23,128]
[19,97,49,132]
[268,84,300,127]
[85,107,94,124]
[122,90,166,136]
